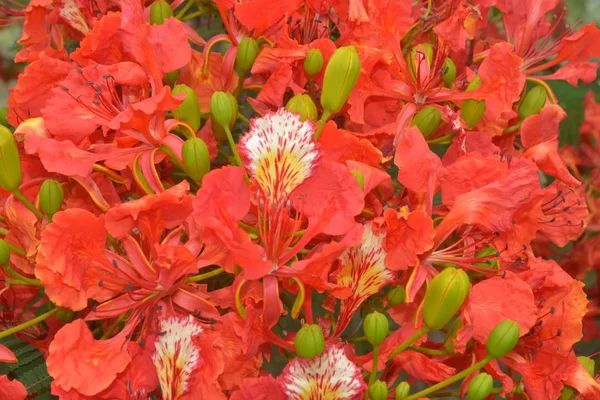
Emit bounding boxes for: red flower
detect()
[0,375,27,400]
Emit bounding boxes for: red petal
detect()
[0,375,27,400]
[392,350,456,383]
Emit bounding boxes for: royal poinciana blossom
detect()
[0,0,599,399]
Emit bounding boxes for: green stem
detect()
[369,345,380,385]
[347,336,367,343]
[175,0,194,19]
[238,113,251,125]
[503,121,523,134]
[223,126,244,168]
[234,69,246,100]
[404,355,493,400]
[101,313,128,340]
[388,326,430,360]
[410,345,447,357]
[4,265,41,286]
[308,77,316,102]
[186,267,225,283]
[12,189,43,219]
[427,130,457,145]
[182,10,206,21]
[0,307,59,340]
[314,110,332,140]
[428,385,523,398]
[238,221,259,235]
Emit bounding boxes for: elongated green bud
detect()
[295,324,325,359]
[304,48,324,77]
[286,94,318,122]
[0,126,22,193]
[422,267,470,330]
[0,239,10,266]
[411,106,441,138]
[210,91,238,130]
[468,373,493,400]
[518,86,546,119]
[387,285,406,306]
[486,319,520,359]
[442,58,456,87]
[363,311,389,346]
[368,380,388,400]
[396,382,410,399]
[461,100,486,129]
[150,1,173,25]
[182,138,211,182]
[321,46,361,115]
[406,43,433,80]
[237,38,260,72]
[39,179,64,219]
[172,84,201,131]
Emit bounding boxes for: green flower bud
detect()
[350,169,365,191]
[368,380,388,400]
[578,356,595,377]
[442,58,456,87]
[286,94,318,122]
[182,138,211,182]
[39,179,64,219]
[387,285,406,306]
[172,84,201,131]
[363,311,389,346]
[56,307,75,323]
[163,69,180,86]
[486,319,520,359]
[461,99,486,129]
[150,1,173,25]
[396,382,410,399]
[210,91,238,130]
[411,106,441,138]
[518,86,546,120]
[468,372,494,400]
[321,46,361,115]
[473,246,499,270]
[236,38,260,72]
[422,267,470,330]
[295,324,325,359]
[0,125,22,193]
[466,76,482,91]
[406,43,433,81]
[0,239,10,266]
[444,318,462,354]
[304,48,324,77]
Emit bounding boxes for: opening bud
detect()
[0,126,22,193]
[182,138,211,182]
[396,382,410,399]
[363,311,389,346]
[286,94,318,122]
[468,373,494,400]
[442,58,456,87]
[485,319,520,359]
[236,38,260,72]
[422,267,470,330]
[350,169,365,191]
[172,84,201,131]
[295,324,325,360]
[411,106,441,138]
[0,239,10,266]
[39,179,64,219]
[210,91,238,130]
[518,86,546,120]
[405,43,433,81]
[321,46,361,115]
[304,48,324,77]
[387,285,406,307]
[150,1,173,25]
[368,380,388,400]
[461,99,486,129]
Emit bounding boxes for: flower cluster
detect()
[0,0,599,399]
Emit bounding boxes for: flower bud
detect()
[467,372,493,400]
[295,324,325,359]
[363,311,389,346]
[461,100,486,129]
[286,94,318,122]
[150,1,173,25]
[518,86,546,120]
[236,38,260,72]
[387,285,406,306]
[406,43,433,80]
[577,356,595,377]
[444,318,462,354]
[442,58,456,87]
[304,48,324,77]
[368,380,387,400]
[172,84,201,131]
[321,46,361,115]
[422,267,470,330]
[486,319,520,359]
[56,307,75,323]
[163,69,180,86]
[182,138,211,182]
[466,76,482,91]
[0,126,22,193]
[350,170,364,191]
[396,382,410,399]
[39,179,64,219]
[411,106,441,138]
[0,239,10,266]
[210,91,238,130]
